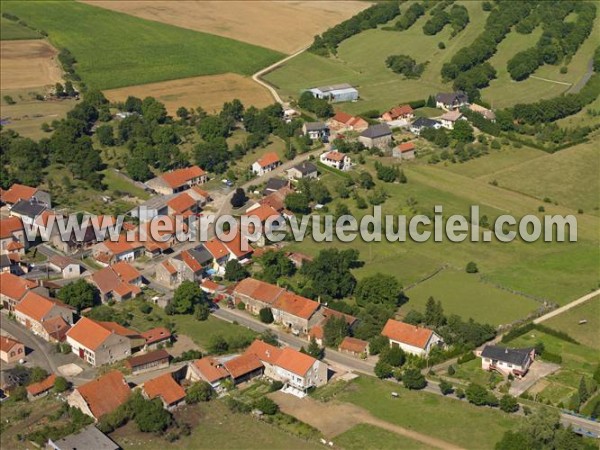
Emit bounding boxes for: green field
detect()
[543,296,600,350]
[0,16,41,40]
[338,376,518,450]
[401,270,541,326]
[2,1,282,89]
[101,169,150,200]
[481,141,600,215]
[334,424,429,450]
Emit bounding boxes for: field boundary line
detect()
[533,289,600,324]
[404,264,448,291]
[529,75,573,86]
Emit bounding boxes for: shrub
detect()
[186,381,214,403]
[499,394,519,413]
[447,365,456,376]
[457,352,476,364]
[466,383,498,406]
[254,397,279,415]
[465,261,478,273]
[374,361,394,379]
[455,388,465,399]
[438,42,446,49]
[402,368,427,390]
[237,301,246,310]
[270,381,284,392]
[439,380,454,395]
[139,303,152,314]
[53,376,69,393]
[259,307,274,324]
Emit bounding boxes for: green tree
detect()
[225,259,249,282]
[29,366,49,383]
[495,431,530,450]
[306,338,324,359]
[257,251,295,283]
[185,381,214,403]
[355,274,403,308]
[209,334,229,354]
[53,376,69,393]
[424,297,446,328]
[134,397,172,432]
[284,192,310,214]
[466,261,478,273]
[171,281,208,315]
[466,383,497,406]
[194,302,210,321]
[96,124,115,146]
[141,97,167,123]
[358,171,375,189]
[368,335,389,356]
[176,106,190,120]
[578,376,589,403]
[439,379,453,395]
[300,248,359,299]
[259,307,274,324]
[499,394,519,413]
[10,386,28,402]
[126,156,152,182]
[403,368,427,390]
[57,279,101,312]
[379,346,406,368]
[374,360,394,379]
[451,120,474,143]
[254,397,279,415]
[197,115,232,141]
[404,310,424,325]
[230,188,248,208]
[323,316,349,348]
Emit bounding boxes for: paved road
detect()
[568,58,594,94]
[534,289,600,324]
[1,316,59,373]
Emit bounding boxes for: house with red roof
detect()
[320,150,352,171]
[26,374,56,400]
[89,262,143,302]
[1,183,51,208]
[0,335,25,364]
[14,291,74,340]
[0,216,27,254]
[328,111,369,132]
[67,371,131,420]
[146,166,207,196]
[381,319,444,357]
[392,141,416,160]
[66,317,134,366]
[0,272,38,311]
[251,152,281,176]
[93,235,144,265]
[224,352,265,384]
[338,336,369,358]
[202,238,230,275]
[381,104,414,122]
[187,357,231,389]
[141,327,172,351]
[142,372,186,410]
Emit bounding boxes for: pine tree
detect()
[579,377,589,403]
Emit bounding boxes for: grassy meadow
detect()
[0,16,41,40]
[334,424,429,450]
[542,296,600,350]
[1,1,282,89]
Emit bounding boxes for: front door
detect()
[79,348,84,358]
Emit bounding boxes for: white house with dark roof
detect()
[286,161,318,180]
[435,91,469,110]
[302,122,329,141]
[479,345,535,377]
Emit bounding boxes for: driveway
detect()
[509,361,561,396]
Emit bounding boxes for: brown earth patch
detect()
[0,40,63,90]
[82,0,370,54]
[103,73,274,115]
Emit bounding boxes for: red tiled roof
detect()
[275,347,316,377]
[381,319,434,349]
[193,357,230,383]
[76,371,131,419]
[15,291,70,323]
[308,325,323,340]
[126,349,170,369]
[191,186,211,199]
[26,374,56,396]
[0,273,36,300]
[167,192,196,213]
[323,151,346,162]
[273,291,319,320]
[0,217,24,239]
[332,111,353,124]
[6,241,24,251]
[256,152,280,168]
[200,279,221,292]
[111,261,141,283]
[2,184,37,204]
[204,238,229,259]
[0,335,22,353]
[397,142,415,153]
[97,321,141,338]
[161,166,206,189]
[233,278,284,305]
[339,336,368,353]
[35,211,57,229]
[162,260,177,275]
[66,317,112,351]
[48,255,78,270]
[101,237,140,256]
[143,372,185,406]
[42,315,70,342]
[245,339,282,365]
[141,327,171,345]
[384,105,413,120]
[222,230,253,259]
[90,264,140,297]
[181,250,203,273]
[247,204,280,223]
[224,353,263,379]
[321,307,357,326]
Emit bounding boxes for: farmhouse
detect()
[0,272,37,311]
[252,152,282,176]
[167,192,200,217]
[480,345,535,378]
[146,166,207,195]
[126,349,170,375]
[338,336,369,358]
[155,248,208,288]
[141,327,172,350]
[1,183,51,209]
[440,110,465,130]
[9,199,47,228]
[14,292,74,340]
[468,103,496,122]
[263,178,289,195]
[320,150,352,171]
[436,91,469,110]
[66,317,133,367]
[286,161,318,180]
[47,425,119,450]
[381,319,444,357]
[48,255,82,279]
[203,238,231,274]
[410,117,442,135]
[308,83,359,103]
[328,111,368,132]
[0,336,24,364]
[41,315,72,343]
[67,371,131,420]
[142,372,186,410]
[272,291,321,334]
[393,142,416,160]
[233,277,285,313]
[302,122,329,141]
[359,124,393,150]
[187,356,231,389]
[0,216,27,254]
[93,236,144,264]
[129,194,174,222]
[89,262,143,302]
[381,105,414,122]
[224,353,265,384]
[26,373,56,400]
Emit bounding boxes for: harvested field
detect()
[83,1,370,54]
[0,39,62,90]
[104,73,273,115]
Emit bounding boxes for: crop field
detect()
[82,0,369,55]
[2,1,283,90]
[104,73,273,116]
[542,296,600,350]
[0,39,62,90]
[401,270,541,326]
[0,16,41,40]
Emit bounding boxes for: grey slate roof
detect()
[360,123,392,139]
[263,178,288,194]
[304,121,328,132]
[0,254,11,269]
[291,161,318,176]
[189,246,214,266]
[10,199,46,219]
[48,425,119,450]
[412,117,440,128]
[314,83,354,93]
[436,91,469,105]
[481,345,534,366]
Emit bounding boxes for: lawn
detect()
[101,168,150,200]
[334,423,430,450]
[542,296,600,350]
[400,269,541,326]
[0,16,41,40]
[1,1,282,89]
[338,376,518,450]
[110,399,320,450]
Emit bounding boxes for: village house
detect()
[145,165,207,196]
[224,352,265,385]
[309,307,358,346]
[436,91,469,110]
[302,122,330,141]
[258,186,292,213]
[200,279,225,296]
[48,255,82,279]
[203,238,231,275]
[47,425,119,450]
[155,248,208,288]
[142,372,186,410]
[233,277,285,314]
[252,152,281,176]
[26,374,56,401]
[0,336,24,364]
[14,291,74,340]
[0,216,27,254]
[66,317,133,367]
[262,178,289,196]
[359,124,393,150]
[93,236,144,264]
[126,349,171,375]
[272,291,321,335]
[410,117,442,135]
[129,194,173,223]
[338,336,369,358]
[468,103,496,122]
[381,319,444,357]
[1,183,51,209]
[166,191,200,218]
[89,261,143,302]
[308,83,359,102]
[286,161,318,180]
[480,345,536,378]
[9,199,47,228]
[392,142,416,160]
[187,357,231,390]
[320,150,352,171]
[440,110,465,130]
[51,221,99,254]
[67,371,131,420]
[0,272,38,311]
[141,327,172,351]
[381,104,414,123]
[41,315,72,343]
[327,111,368,132]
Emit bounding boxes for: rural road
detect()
[568,58,595,94]
[533,289,600,324]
